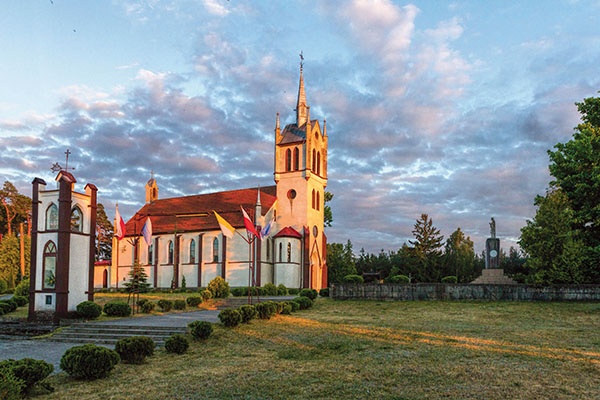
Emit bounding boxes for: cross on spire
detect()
[51,148,76,173]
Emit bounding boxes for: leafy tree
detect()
[409,214,444,282]
[0,234,30,288]
[443,228,476,283]
[324,191,333,227]
[500,246,528,281]
[326,240,356,284]
[96,204,113,261]
[0,181,31,236]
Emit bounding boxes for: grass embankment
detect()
[41,300,600,399]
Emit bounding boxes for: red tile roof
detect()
[125,186,276,236]
[273,226,302,238]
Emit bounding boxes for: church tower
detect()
[273,57,328,289]
[145,173,159,204]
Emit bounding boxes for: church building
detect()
[106,63,328,291]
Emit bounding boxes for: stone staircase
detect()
[471,269,518,285]
[49,323,187,347]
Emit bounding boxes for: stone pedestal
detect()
[485,238,500,269]
[471,268,517,284]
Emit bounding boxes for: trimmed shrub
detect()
[0,299,17,313]
[218,308,242,328]
[288,300,300,312]
[299,288,318,300]
[0,358,53,395]
[0,307,5,316]
[207,276,230,299]
[343,274,364,284]
[441,276,458,284]
[262,283,278,296]
[0,302,14,314]
[230,287,245,297]
[173,299,186,310]
[238,304,258,323]
[115,336,155,364]
[277,284,289,296]
[12,295,28,307]
[0,365,24,400]
[292,296,313,310]
[60,344,120,380]
[76,301,102,320]
[103,301,131,317]
[319,288,329,297]
[164,333,189,354]
[188,320,213,340]
[137,298,149,307]
[140,301,155,313]
[279,302,293,315]
[200,289,213,302]
[255,301,277,319]
[14,279,29,297]
[157,299,173,312]
[389,275,410,284]
[288,288,300,295]
[0,280,8,294]
[186,296,202,307]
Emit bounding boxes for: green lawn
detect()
[42,299,600,399]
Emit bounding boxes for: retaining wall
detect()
[331,283,600,301]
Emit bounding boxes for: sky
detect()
[1,0,600,255]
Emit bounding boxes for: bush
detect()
[388,275,410,284]
[200,289,213,302]
[319,288,329,297]
[76,301,102,320]
[164,333,189,354]
[288,288,300,295]
[137,298,149,307]
[288,300,300,312]
[0,307,5,316]
[218,308,242,327]
[188,320,213,340]
[0,365,24,400]
[207,276,230,299]
[140,301,155,313]
[60,344,120,380]
[0,302,14,314]
[277,284,289,296]
[255,301,277,319]
[186,296,202,307]
[299,288,318,300]
[0,358,53,395]
[115,336,155,364]
[0,280,8,294]
[12,295,28,307]
[279,302,293,315]
[157,299,173,312]
[343,274,364,283]
[262,283,278,296]
[103,301,131,317]
[14,279,29,297]
[238,304,258,323]
[173,299,186,310]
[441,276,458,284]
[292,296,313,310]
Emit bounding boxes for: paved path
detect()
[0,310,220,372]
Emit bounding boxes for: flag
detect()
[241,206,259,237]
[141,217,152,246]
[260,199,277,239]
[214,211,235,239]
[115,204,126,241]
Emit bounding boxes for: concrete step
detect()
[49,324,187,346]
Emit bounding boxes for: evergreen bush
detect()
[173,299,186,310]
[288,300,300,312]
[0,364,24,400]
[76,301,102,320]
[277,284,289,295]
[12,295,28,307]
[186,296,202,307]
[0,280,8,294]
[0,300,17,313]
[292,296,313,310]
[188,320,213,340]
[388,275,410,284]
[262,282,278,296]
[157,299,173,312]
[200,289,213,302]
[441,276,458,284]
[238,304,258,323]
[0,358,53,395]
[103,301,131,317]
[218,308,242,327]
[0,307,5,316]
[255,301,277,319]
[60,344,120,379]
[140,301,155,313]
[137,298,149,307]
[299,288,318,300]
[343,274,364,284]
[207,276,230,299]
[164,333,189,354]
[279,302,293,315]
[288,288,300,295]
[14,279,29,297]
[319,288,329,297]
[115,336,155,364]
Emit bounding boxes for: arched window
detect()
[189,239,196,264]
[312,149,316,171]
[213,237,219,262]
[287,242,292,263]
[285,149,292,171]
[46,204,58,230]
[168,240,174,264]
[317,191,320,211]
[71,206,83,232]
[43,241,57,289]
[279,242,283,262]
[148,243,153,265]
[293,147,300,171]
[266,238,271,260]
[312,189,316,209]
[317,152,321,175]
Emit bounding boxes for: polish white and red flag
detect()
[240,206,259,237]
[115,204,126,241]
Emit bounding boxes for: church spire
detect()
[295,51,308,127]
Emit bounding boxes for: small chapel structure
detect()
[105,62,328,291]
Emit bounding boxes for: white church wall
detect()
[180,263,197,287]
[68,233,90,310]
